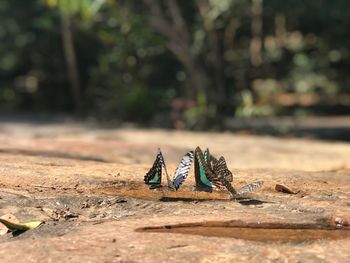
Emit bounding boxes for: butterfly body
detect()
[194,147,263,198]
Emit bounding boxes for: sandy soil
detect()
[0,120,350,262]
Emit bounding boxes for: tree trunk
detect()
[250,0,263,66]
[61,10,82,114]
[208,31,227,116]
[143,0,208,102]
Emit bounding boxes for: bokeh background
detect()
[0,0,349,131]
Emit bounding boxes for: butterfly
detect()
[194,147,263,197]
[195,147,226,188]
[210,152,264,196]
[144,149,193,191]
[195,147,232,186]
[144,148,166,189]
[194,148,214,191]
[212,157,264,196]
[194,147,215,182]
[210,155,238,195]
[166,151,194,191]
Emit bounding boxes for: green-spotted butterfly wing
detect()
[144,149,163,189]
[194,147,216,191]
[201,149,214,187]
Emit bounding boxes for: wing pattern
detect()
[195,147,217,182]
[172,151,194,190]
[237,181,264,195]
[212,157,233,182]
[144,147,263,196]
[144,150,163,188]
[195,147,237,195]
[194,148,214,190]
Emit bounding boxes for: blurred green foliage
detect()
[0,0,349,128]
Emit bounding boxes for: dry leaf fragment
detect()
[275,184,298,194]
[328,216,350,228]
[0,218,43,232]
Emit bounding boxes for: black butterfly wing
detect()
[156,148,173,188]
[172,151,194,190]
[204,148,210,164]
[207,149,218,170]
[212,156,233,182]
[144,151,162,187]
[157,148,168,172]
[211,156,237,196]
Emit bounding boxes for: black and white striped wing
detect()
[237,181,264,195]
[172,151,194,190]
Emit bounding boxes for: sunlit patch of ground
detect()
[0,121,350,262]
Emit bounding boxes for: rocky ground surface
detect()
[0,119,350,262]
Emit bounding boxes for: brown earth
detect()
[0,120,350,262]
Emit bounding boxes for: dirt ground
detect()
[0,119,350,262]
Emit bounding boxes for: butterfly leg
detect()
[222,180,237,199]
